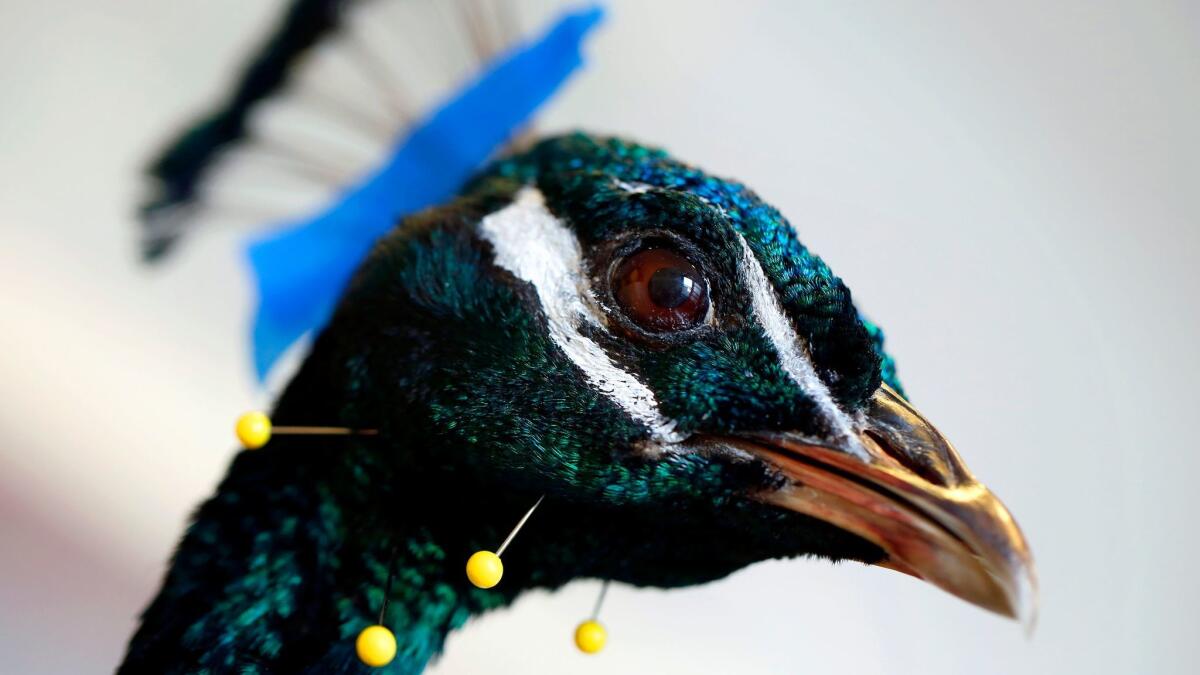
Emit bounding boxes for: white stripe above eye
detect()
[736,234,867,458]
[478,187,685,444]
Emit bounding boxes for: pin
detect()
[574,581,609,654]
[465,495,544,589]
[356,549,399,668]
[235,411,378,449]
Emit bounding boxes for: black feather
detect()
[140,0,359,261]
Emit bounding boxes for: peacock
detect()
[118,2,1035,673]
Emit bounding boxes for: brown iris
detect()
[612,248,709,332]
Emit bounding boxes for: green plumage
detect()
[119,134,899,673]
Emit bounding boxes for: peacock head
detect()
[315,133,1034,624]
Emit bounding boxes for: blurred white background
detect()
[1,0,1198,673]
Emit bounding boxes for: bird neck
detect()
[254,335,593,670]
[320,433,614,673]
[120,433,525,673]
[307,438,527,672]
[121,355,591,674]
[358,507,500,672]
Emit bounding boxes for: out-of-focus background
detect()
[1,0,1197,673]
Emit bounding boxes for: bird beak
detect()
[727,384,1037,628]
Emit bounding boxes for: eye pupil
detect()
[613,247,710,333]
[647,267,696,309]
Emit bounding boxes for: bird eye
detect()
[612,247,710,332]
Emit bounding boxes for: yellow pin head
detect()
[465,550,503,588]
[355,625,397,667]
[574,620,606,654]
[235,411,272,449]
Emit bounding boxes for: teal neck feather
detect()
[122,428,526,673]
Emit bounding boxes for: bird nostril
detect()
[863,429,950,487]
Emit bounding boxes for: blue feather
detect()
[247,4,605,379]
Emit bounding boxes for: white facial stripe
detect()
[479,187,685,443]
[613,179,652,194]
[736,234,866,457]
